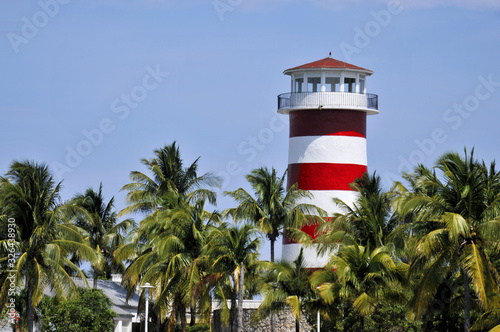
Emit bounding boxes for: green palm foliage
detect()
[116,143,221,331]
[224,166,323,263]
[0,161,97,332]
[392,149,500,331]
[205,222,260,332]
[253,248,315,332]
[311,243,408,332]
[70,183,134,288]
[471,303,500,331]
[119,142,220,216]
[317,172,398,252]
[116,192,219,331]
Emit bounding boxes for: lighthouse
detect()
[278,56,378,268]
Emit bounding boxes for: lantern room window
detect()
[325,77,340,92]
[344,77,355,93]
[308,77,321,92]
[295,78,303,93]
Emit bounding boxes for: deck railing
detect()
[278,92,378,111]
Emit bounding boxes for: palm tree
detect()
[0,161,97,332]
[116,192,219,331]
[119,142,220,217]
[224,166,322,263]
[253,248,315,332]
[120,191,223,330]
[318,172,397,249]
[311,243,408,332]
[116,143,221,330]
[392,149,500,331]
[205,222,261,332]
[70,183,134,288]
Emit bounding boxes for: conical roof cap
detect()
[284,57,373,75]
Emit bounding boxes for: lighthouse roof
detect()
[283,57,374,75]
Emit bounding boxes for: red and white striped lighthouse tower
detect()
[278,56,378,268]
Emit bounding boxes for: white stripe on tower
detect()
[288,135,367,165]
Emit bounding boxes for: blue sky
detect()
[1,0,500,261]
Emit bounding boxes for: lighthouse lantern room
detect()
[279,56,379,269]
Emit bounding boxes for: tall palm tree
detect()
[116,143,221,330]
[0,161,97,332]
[224,166,322,263]
[253,248,315,332]
[119,142,220,217]
[70,183,134,288]
[311,243,408,332]
[392,149,500,331]
[205,222,261,332]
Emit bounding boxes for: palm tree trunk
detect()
[93,267,98,289]
[238,262,244,331]
[230,284,238,332]
[270,239,275,263]
[190,306,196,326]
[27,276,34,332]
[464,270,471,332]
[270,239,275,332]
[180,303,187,332]
[156,315,161,332]
[208,297,213,330]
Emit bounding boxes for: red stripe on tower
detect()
[288,163,367,191]
[277,56,379,268]
[289,109,366,138]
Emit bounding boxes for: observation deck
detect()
[277,91,378,114]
